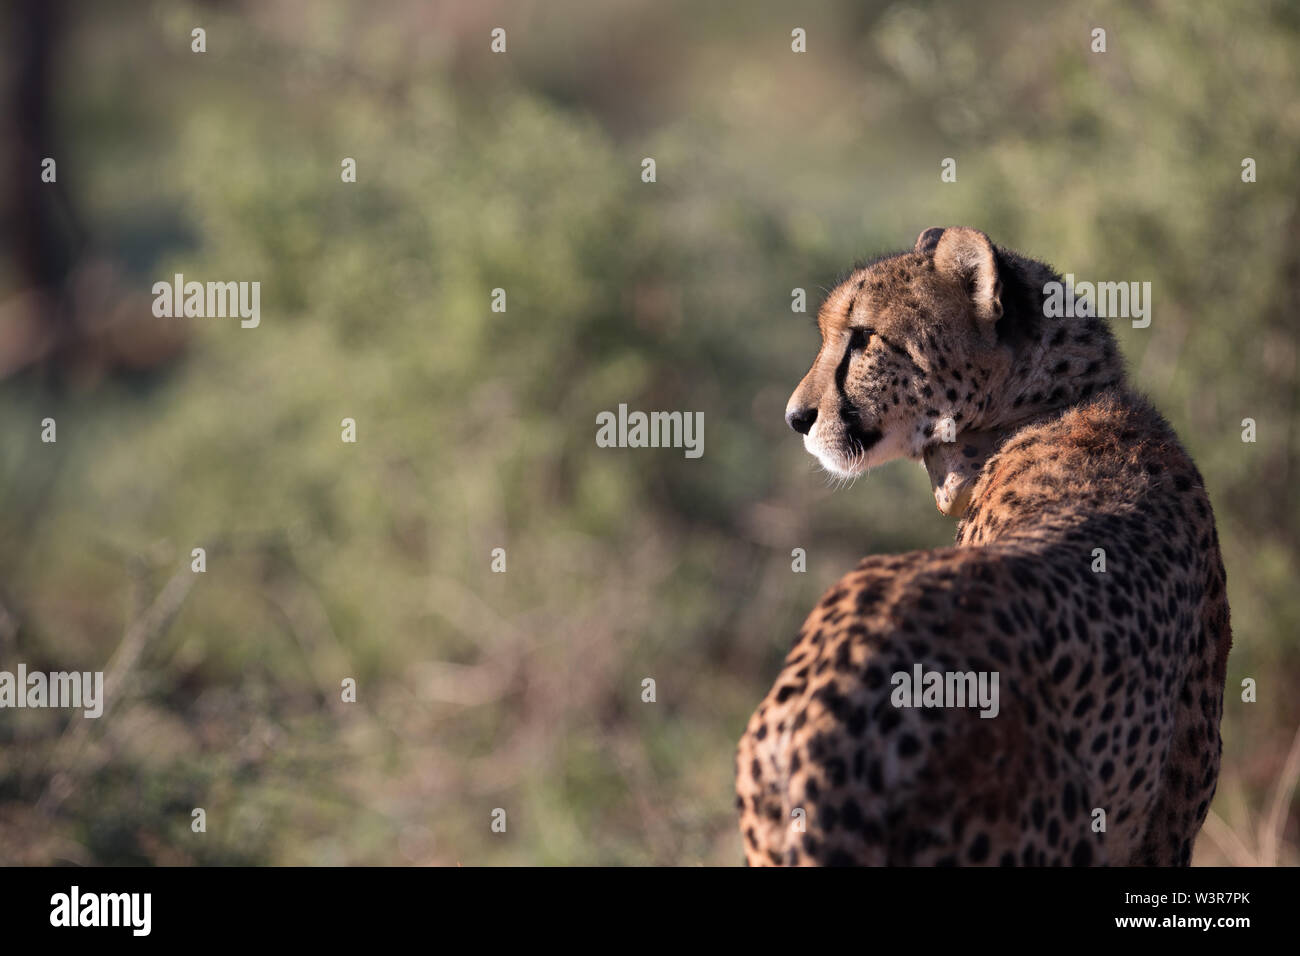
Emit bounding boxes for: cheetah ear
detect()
[914,227,946,255]
[931,227,1003,325]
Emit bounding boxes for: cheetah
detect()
[736,227,1231,866]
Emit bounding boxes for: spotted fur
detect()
[737,227,1231,866]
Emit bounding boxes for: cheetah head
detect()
[786,226,1017,483]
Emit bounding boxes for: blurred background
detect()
[1,0,1297,865]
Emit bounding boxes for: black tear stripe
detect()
[833,330,884,453]
[834,329,855,399]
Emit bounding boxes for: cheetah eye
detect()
[849,328,876,352]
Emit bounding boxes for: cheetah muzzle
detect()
[738,227,1232,866]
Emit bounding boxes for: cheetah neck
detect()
[925,249,1128,518]
[925,316,1125,517]
[973,249,1127,437]
[1017,267,1124,400]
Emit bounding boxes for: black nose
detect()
[786,406,817,435]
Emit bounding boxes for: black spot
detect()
[848,707,868,737]
[1062,782,1077,820]
[841,798,864,831]
[826,757,848,788]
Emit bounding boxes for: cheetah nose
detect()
[786,406,818,435]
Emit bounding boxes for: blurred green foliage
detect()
[1,0,1297,864]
